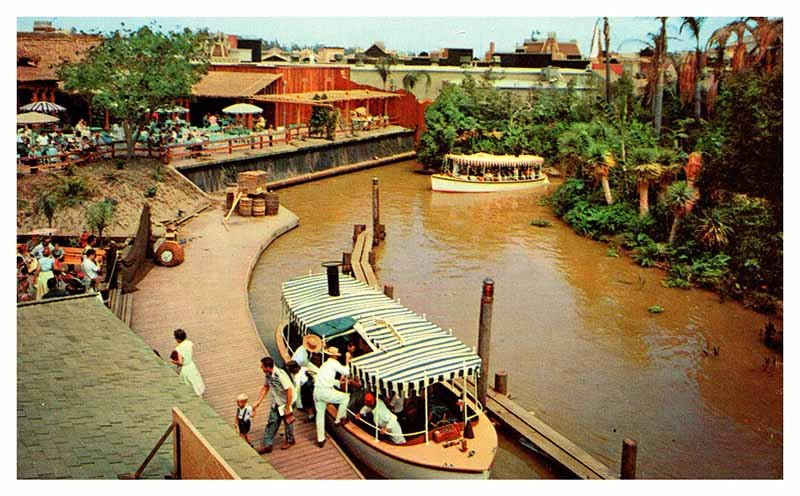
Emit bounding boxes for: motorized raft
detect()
[431,152,549,193]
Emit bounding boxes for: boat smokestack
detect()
[322,261,341,297]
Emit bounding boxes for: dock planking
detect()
[454,379,617,480]
[130,210,362,479]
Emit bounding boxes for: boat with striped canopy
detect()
[277,272,497,479]
[431,152,549,193]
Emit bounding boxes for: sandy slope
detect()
[17,158,212,236]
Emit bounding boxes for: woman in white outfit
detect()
[171,328,206,397]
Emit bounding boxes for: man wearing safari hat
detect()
[312,346,351,448]
[292,333,322,373]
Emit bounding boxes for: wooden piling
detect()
[383,284,394,299]
[621,438,638,479]
[342,252,352,275]
[494,370,508,395]
[372,178,380,246]
[477,278,495,407]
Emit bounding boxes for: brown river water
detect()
[247,160,782,479]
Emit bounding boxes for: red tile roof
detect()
[17,32,102,82]
[192,71,283,98]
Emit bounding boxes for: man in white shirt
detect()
[312,346,351,448]
[355,392,406,445]
[253,357,294,453]
[81,249,101,290]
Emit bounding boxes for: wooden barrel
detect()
[252,198,266,216]
[225,186,237,211]
[265,192,279,216]
[239,197,253,216]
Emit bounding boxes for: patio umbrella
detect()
[222,103,263,114]
[19,101,66,113]
[156,105,190,114]
[17,112,60,125]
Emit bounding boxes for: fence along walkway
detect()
[17,119,399,174]
[129,209,362,479]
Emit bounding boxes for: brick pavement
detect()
[130,205,363,479]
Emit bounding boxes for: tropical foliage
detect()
[416,17,782,313]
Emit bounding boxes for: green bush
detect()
[562,201,639,239]
[58,177,90,206]
[550,179,588,217]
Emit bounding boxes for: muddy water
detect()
[247,160,782,479]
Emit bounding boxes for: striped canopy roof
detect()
[445,152,544,167]
[281,273,482,396]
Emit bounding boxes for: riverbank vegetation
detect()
[417,17,782,315]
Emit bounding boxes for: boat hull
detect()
[431,174,549,193]
[327,414,491,479]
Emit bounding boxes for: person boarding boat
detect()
[313,346,350,448]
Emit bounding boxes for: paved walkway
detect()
[130,205,363,479]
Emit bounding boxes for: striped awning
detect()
[281,273,482,396]
[446,152,544,168]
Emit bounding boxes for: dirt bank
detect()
[17,159,212,236]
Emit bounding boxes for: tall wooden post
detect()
[477,278,494,406]
[621,438,638,479]
[372,177,380,246]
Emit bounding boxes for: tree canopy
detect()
[58,25,211,157]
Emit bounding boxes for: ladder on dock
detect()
[454,380,618,480]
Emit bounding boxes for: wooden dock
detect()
[351,227,378,288]
[454,380,618,480]
[130,210,363,479]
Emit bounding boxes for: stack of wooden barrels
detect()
[225,171,280,217]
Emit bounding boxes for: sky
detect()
[16,16,744,57]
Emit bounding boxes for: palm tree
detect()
[696,209,732,248]
[375,55,397,90]
[603,17,612,104]
[679,17,706,119]
[683,151,703,213]
[586,142,616,205]
[402,71,432,98]
[653,17,668,138]
[665,180,695,244]
[629,146,662,217]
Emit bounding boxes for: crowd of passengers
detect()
[16,233,104,302]
[235,331,465,453]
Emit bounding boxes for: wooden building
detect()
[16,21,102,123]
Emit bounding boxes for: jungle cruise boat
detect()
[431,152,549,193]
[276,270,497,479]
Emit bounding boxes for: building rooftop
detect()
[17,31,103,82]
[17,295,281,480]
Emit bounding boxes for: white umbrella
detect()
[17,112,60,125]
[222,103,263,114]
[19,101,67,113]
[156,105,190,114]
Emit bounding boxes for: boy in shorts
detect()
[235,393,254,446]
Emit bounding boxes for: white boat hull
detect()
[431,174,549,193]
[327,413,491,479]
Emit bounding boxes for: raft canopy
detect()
[281,273,482,397]
[445,152,544,168]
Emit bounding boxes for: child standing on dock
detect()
[235,393,254,446]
